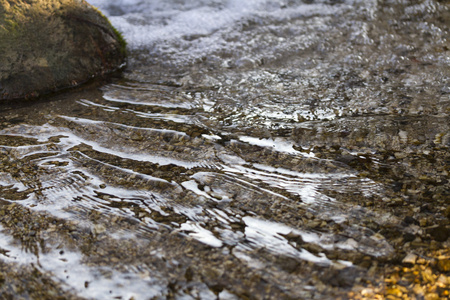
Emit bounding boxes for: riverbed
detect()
[0,0,449,299]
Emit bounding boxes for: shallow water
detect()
[0,0,449,299]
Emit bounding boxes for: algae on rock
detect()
[0,0,126,100]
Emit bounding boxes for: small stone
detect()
[413,284,424,295]
[421,268,435,284]
[308,220,322,228]
[130,133,144,141]
[394,152,407,159]
[402,253,417,264]
[444,206,450,219]
[426,225,450,242]
[436,274,449,287]
[403,232,415,242]
[361,288,374,297]
[417,257,428,265]
[429,240,440,250]
[93,224,106,235]
[386,287,402,297]
[437,258,450,272]
[402,216,417,225]
[419,218,428,227]
[424,293,440,300]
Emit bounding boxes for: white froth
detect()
[88,0,344,56]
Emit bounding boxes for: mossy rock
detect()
[0,0,127,100]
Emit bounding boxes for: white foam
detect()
[181,180,211,199]
[242,216,333,264]
[239,135,314,157]
[88,0,345,60]
[179,221,223,247]
[89,0,261,46]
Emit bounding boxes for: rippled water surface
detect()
[0,0,449,299]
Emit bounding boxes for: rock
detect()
[320,267,362,288]
[0,0,126,100]
[424,293,440,300]
[386,287,403,298]
[402,253,418,265]
[437,258,450,272]
[403,232,416,242]
[445,206,450,219]
[426,225,450,242]
[402,216,418,225]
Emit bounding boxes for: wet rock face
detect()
[0,0,126,100]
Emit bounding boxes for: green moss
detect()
[5,19,19,31]
[111,24,127,57]
[92,5,127,57]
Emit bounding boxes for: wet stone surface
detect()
[0,0,449,299]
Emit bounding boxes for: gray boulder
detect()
[0,0,126,100]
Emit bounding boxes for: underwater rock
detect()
[0,0,126,100]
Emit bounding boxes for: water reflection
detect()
[0,0,449,298]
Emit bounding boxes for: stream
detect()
[0,0,449,299]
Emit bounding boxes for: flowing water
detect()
[0,0,449,299]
